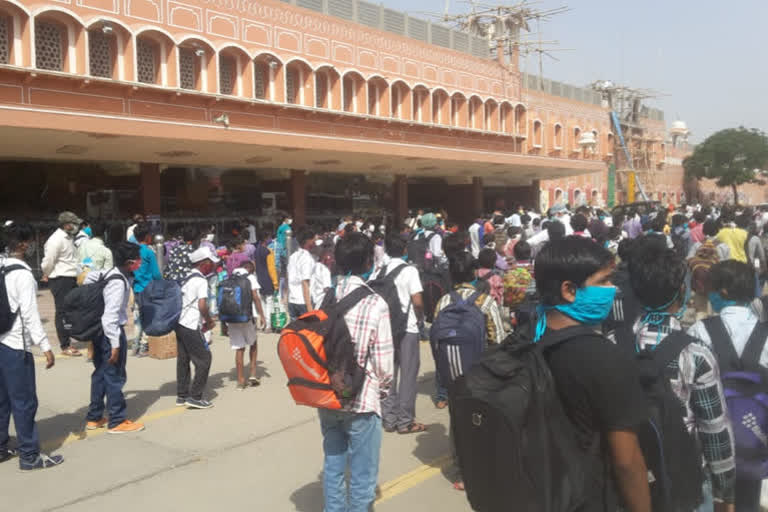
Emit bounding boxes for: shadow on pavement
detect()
[290,472,324,512]
[412,423,456,483]
[34,371,231,452]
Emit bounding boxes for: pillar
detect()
[394,174,408,224]
[290,169,307,226]
[140,163,161,215]
[471,177,484,216]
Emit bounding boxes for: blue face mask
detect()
[599,215,606,221]
[708,292,737,313]
[361,266,375,281]
[83,226,93,237]
[535,286,617,341]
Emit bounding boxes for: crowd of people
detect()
[0,201,767,512]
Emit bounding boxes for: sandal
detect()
[383,424,397,433]
[397,422,427,434]
[62,348,82,357]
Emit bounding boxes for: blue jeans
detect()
[318,409,382,512]
[288,303,307,322]
[0,343,40,464]
[87,329,128,428]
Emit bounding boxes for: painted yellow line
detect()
[375,454,452,505]
[42,406,186,452]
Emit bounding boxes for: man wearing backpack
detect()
[130,223,162,357]
[689,261,766,512]
[42,211,83,357]
[628,239,735,512]
[409,213,446,269]
[318,232,393,512]
[532,237,651,512]
[83,242,146,434]
[0,223,64,470]
[253,231,278,328]
[376,234,425,435]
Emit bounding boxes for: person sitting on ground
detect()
[84,241,146,434]
[533,236,651,512]
[223,261,266,390]
[0,223,64,470]
[477,248,504,307]
[628,240,735,512]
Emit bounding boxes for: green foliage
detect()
[684,127,768,203]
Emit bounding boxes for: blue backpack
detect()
[430,290,487,386]
[139,279,184,336]
[217,274,253,323]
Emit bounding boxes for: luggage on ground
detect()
[62,273,127,341]
[430,290,486,386]
[704,317,768,479]
[217,274,253,324]
[139,279,183,336]
[277,286,374,409]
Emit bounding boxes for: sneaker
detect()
[0,447,18,463]
[107,420,145,434]
[185,398,214,409]
[19,453,64,471]
[86,418,108,430]
[175,397,186,407]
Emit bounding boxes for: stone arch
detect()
[33,7,86,74]
[0,0,31,66]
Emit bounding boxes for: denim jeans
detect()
[0,343,40,464]
[87,329,128,428]
[318,409,382,512]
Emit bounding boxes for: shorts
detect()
[228,322,257,350]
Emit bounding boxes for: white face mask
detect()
[286,219,293,225]
[204,234,215,242]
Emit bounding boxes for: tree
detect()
[683,127,768,205]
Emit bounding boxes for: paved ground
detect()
[3,291,473,512]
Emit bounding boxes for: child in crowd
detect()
[477,248,504,307]
[224,261,266,390]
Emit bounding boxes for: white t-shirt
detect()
[379,257,423,334]
[310,263,332,309]
[178,270,210,330]
[232,268,262,317]
[287,248,315,305]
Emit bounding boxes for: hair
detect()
[444,230,470,259]
[671,214,687,228]
[649,212,667,233]
[735,214,751,230]
[1,223,34,253]
[702,219,720,238]
[183,225,199,243]
[570,214,588,233]
[492,214,505,226]
[628,239,687,309]
[297,227,316,246]
[520,214,531,226]
[513,240,532,261]
[547,220,566,242]
[133,222,150,243]
[720,208,735,224]
[507,226,522,238]
[113,241,141,267]
[710,260,756,303]
[478,248,496,269]
[617,238,634,262]
[385,233,406,258]
[532,217,541,228]
[693,211,707,224]
[449,251,476,285]
[240,260,255,273]
[482,233,495,246]
[335,232,373,275]
[89,220,107,239]
[534,237,614,306]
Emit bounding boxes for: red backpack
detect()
[689,241,720,294]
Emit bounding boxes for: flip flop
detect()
[397,422,427,434]
[62,348,82,357]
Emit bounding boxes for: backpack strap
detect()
[650,331,695,372]
[703,317,742,373]
[740,321,768,371]
[1,264,28,275]
[425,232,437,244]
[333,285,375,316]
[379,261,409,283]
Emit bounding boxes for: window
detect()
[88,30,112,78]
[35,21,63,71]
[0,16,9,65]
[391,85,401,118]
[219,55,234,95]
[573,128,582,152]
[468,101,474,128]
[179,48,195,89]
[554,124,563,148]
[286,67,297,104]
[533,120,542,146]
[343,76,354,112]
[368,82,377,115]
[315,73,326,108]
[412,89,421,121]
[136,38,157,84]
[254,63,266,99]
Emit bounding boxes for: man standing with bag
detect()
[42,211,83,357]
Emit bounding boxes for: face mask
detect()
[287,219,293,225]
[708,292,737,313]
[534,286,617,342]
[204,234,215,242]
[599,216,606,221]
[65,225,79,236]
[83,227,93,237]
[361,264,375,281]
[128,259,142,272]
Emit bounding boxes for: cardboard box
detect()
[148,332,177,360]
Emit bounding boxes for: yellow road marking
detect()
[42,406,186,452]
[375,455,452,505]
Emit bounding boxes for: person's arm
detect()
[197,278,214,333]
[102,278,125,364]
[373,299,394,392]
[302,280,312,310]
[411,293,424,323]
[301,253,314,310]
[267,250,279,289]
[40,234,58,278]
[146,248,162,280]
[14,271,54,367]
[607,430,652,512]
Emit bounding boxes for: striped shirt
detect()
[434,283,507,344]
[633,316,736,503]
[334,275,394,416]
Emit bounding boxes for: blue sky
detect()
[380,0,768,142]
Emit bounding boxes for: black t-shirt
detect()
[544,327,647,512]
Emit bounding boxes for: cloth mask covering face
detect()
[65,225,79,237]
[534,285,617,342]
[128,259,142,273]
[83,227,93,237]
[204,234,215,242]
[708,292,738,313]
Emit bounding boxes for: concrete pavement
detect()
[2,290,472,512]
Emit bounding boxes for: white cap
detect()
[189,246,220,264]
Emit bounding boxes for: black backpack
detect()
[421,269,449,323]
[217,274,253,323]
[62,272,127,341]
[616,328,705,512]
[368,263,410,346]
[0,264,28,335]
[451,328,597,512]
[407,232,437,271]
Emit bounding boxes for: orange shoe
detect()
[86,418,108,430]
[107,420,145,434]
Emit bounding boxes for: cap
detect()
[421,213,437,229]
[189,246,220,264]
[58,211,83,226]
